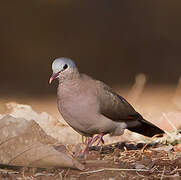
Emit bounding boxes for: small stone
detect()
[173,143,181,152]
[112,148,121,157]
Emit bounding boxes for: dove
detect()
[49,57,164,154]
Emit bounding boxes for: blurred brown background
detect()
[1,0,181,97]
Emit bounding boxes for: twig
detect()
[64,168,70,179]
[58,170,64,180]
[176,168,181,171]
[80,169,105,174]
[160,166,165,180]
[141,143,148,152]
[160,174,180,178]
[170,166,178,174]
[0,168,19,174]
[136,171,146,178]
[80,168,163,175]
[162,113,177,131]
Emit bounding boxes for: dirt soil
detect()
[1,86,181,179]
[0,142,181,180]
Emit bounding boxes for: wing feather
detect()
[96,81,140,121]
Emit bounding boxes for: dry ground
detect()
[0,142,181,179]
[0,86,181,179]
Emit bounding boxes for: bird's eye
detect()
[63,64,68,70]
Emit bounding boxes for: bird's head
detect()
[49,57,77,84]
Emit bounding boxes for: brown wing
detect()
[96,81,140,121]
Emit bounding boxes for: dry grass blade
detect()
[80,167,163,175]
[136,171,146,178]
[0,168,19,174]
[162,113,177,131]
[160,166,165,180]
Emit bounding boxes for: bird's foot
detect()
[96,133,104,146]
[82,133,104,157]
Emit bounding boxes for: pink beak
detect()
[49,72,59,84]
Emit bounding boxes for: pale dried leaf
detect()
[5,102,82,144]
[0,115,84,170]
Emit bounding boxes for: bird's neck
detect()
[58,69,80,84]
[57,73,81,98]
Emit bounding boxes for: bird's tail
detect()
[127,117,164,137]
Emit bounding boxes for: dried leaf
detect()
[0,115,84,170]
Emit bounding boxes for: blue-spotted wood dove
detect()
[49,57,164,154]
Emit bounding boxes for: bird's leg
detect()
[96,133,104,146]
[83,133,105,156]
[86,137,92,144]
[83,136,100,155]
[83,137,93,155]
